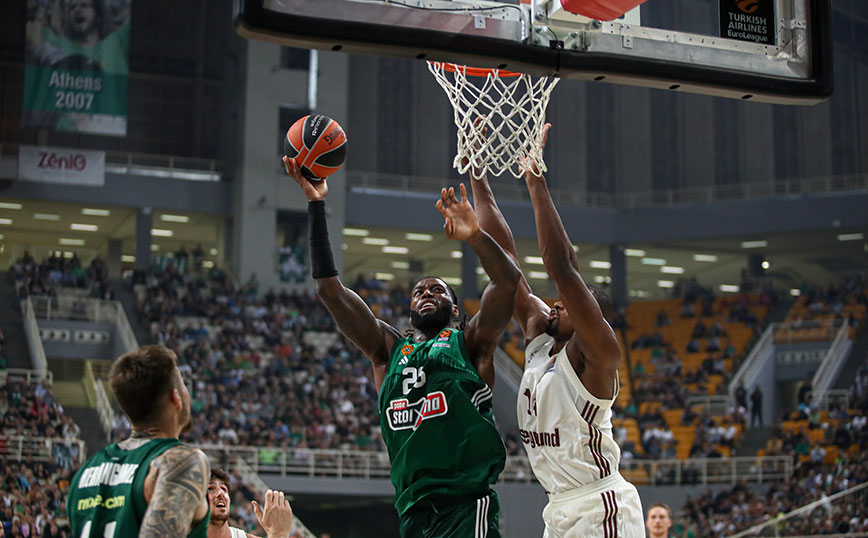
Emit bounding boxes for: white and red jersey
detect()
[517,333,622,494]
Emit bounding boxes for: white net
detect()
[427,61,559,179]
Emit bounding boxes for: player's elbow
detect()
[314,277,342,301]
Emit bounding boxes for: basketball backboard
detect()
[235,0,832,104]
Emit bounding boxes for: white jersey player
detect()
[207,468,294,538]
[470,124,644,537]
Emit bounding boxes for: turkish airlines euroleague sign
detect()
[720,0,775,45]
[18,145,105,186]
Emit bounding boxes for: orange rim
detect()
[430,61,523,78]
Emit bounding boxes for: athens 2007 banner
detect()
[23,0,131,136]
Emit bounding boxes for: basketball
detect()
[283,114,347,180]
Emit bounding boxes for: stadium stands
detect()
[0,377,83,537]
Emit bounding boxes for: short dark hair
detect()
[210,467,231,486]
[109,345,179,426]
[587,284,614,323]
[647,502,671,517]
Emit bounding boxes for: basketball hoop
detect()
[427,61,559,179]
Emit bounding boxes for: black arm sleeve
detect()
[308,200,338,279]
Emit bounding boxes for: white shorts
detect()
[542,474,644,538]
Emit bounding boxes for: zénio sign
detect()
[719,0,776,45]
[18,145,105,186]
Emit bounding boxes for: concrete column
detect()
[460,241,478,305]
[235,41,349,291]
[106,238,123,279]
[135,207,152,270]
[609,243,627,311]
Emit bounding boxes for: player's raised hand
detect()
[283,155,328,202]
[520,122,551,182]
[435,183,480,242]
[252,489,294,538]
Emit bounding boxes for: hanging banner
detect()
[18,145,106,186]
[22,0,131,136]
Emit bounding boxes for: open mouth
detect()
[215,501,227,509]
[419,301,436,313]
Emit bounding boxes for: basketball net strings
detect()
[429,63,559,178]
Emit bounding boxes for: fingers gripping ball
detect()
[284,114,347,180]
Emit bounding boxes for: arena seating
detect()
[0,378,84,537]
[8,251,113,305]
[774,281,866,343]
[680,351,868,536]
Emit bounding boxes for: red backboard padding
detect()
[560,0,648,21]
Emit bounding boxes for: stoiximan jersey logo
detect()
[387,392,448,430]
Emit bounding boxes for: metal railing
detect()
[0,368,53,386]
[729,480,868,538]
[806,389,850,413]
[812,321,853,394]
[730,323,776,401]
[0,142,228,182]
[620,456,793,486]
[349,170,868,209]
[21,298,49,376]
[84,361,114,442]
[774,319,839,344]
[194,445,793,487]
[0,435,87,467]
[29,295,139,352]
[685,395,732,416]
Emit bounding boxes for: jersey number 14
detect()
[523,388,537,416]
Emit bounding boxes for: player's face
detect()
[646,507,671,536]
[207,479,230,523]
[409,278,455,331]
[67,0,97,37]
[545,301,574,341]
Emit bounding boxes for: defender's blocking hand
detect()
[435,184,480,242]
[252,489,294,538]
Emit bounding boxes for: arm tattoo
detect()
[140,445,209,538]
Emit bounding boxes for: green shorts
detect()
[399,491,500,538]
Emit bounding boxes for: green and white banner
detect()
[23,0,131,136]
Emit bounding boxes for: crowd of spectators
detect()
[682,454,868,537]
[1,380,82,465]
[678,351,868,536]
[0,459,74,538]
[131,264,388,452]
[1,378,83,537]
[8,251,112,306]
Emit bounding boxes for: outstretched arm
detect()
[437,184,521,386]
[470,172,551,342]
[522,127,620,399]
[140,446,210,538]
[283,157,397,386]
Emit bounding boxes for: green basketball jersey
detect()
[67,438,209,538]
[379,328,506,516]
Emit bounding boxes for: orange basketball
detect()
[284,114,347,180]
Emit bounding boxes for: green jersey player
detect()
[67,345,210,538]
[284,155,521,538]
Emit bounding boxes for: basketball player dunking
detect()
[469,123,644,537]
[283,155,521,538]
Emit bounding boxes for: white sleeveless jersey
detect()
[230,526,248,538]
[518,333,621,495]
